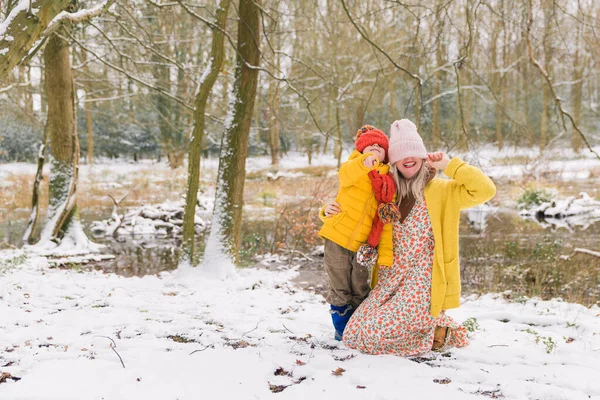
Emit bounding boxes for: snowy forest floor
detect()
[1,250,599,400]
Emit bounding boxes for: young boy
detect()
[319,125,396,340]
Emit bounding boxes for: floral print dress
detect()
[343,200,469,356]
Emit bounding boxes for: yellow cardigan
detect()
[371,157,496,317]
[318,150,394,267]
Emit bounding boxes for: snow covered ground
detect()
[1,250,599,400]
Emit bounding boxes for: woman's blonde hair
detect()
[391,160,430,203]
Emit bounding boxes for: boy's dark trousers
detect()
[323,239,370,338]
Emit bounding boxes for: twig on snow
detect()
[96,336,125,368]
[242,319,266,337]
[189,345,212,355]
[282,323,294,334]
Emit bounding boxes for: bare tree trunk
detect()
[571,13,584,152]
[521,29,533,147]
[355,99,365,132]
[85,99,93,164]
[18,62,33,113]
[33,30,97,253]
[22,125,49,244]
[334,104,343,168]
[500,14,508,149]
[540,0,553,151]
[170,19,190,169]
[454,4,473,152]
[455,64,470,151]
[204,0,261,270]
[268,79,281,166]
[267,17,281,166]
[491,15,503,149]
[432,1,445,149]
[45,32,77,235]
[432,52,443,149]
[150,15,185,169]
[180,0,230,267]
[254,75,261,148]
[414,82,421,131]
[305,130,313,165]
[81,45,94,165]
[40,63,47,114]
[388,73,396,121]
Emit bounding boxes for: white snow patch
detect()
[0,0,35,39]
[520,192,600,230]
[90,197,212,238]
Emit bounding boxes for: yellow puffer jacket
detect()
[318,150,393,267]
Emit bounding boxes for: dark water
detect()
[3,209,600,265]
[2,208,599,303]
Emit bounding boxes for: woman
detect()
[323,119,496,356]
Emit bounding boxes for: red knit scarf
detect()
[365,170,396,247]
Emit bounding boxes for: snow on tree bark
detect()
[180,0,231,268]
[202,0,261,274]
[22,130,49,244]
[0,0,71,82]
[31,29,100,255]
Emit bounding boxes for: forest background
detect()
[1,0,599,271]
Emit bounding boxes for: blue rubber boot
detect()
[330,304,354,341]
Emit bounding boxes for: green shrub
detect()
[0,253,27,275]
[463,317,480,333]
[517,188,552,209]
[258,191,277,206]
[524,328,557,354]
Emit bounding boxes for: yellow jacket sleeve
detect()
[338,153,374,187]
[318,204,327,223]
[444,157,496,210]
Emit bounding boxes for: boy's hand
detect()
[427,152,450,170]
[324,201,341,217]
[363,154,379,168]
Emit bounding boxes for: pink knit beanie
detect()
[388,119,427,165]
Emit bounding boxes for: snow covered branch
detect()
[42,0,116,37]
[0,0,71,81]
[574,248,600,258]
[0,80,29,93]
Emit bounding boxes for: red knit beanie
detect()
[355,125,389,162]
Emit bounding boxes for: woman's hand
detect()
[427,152,450,171]
[323,201,341,217]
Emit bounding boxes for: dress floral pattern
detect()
[343,200,469,356]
